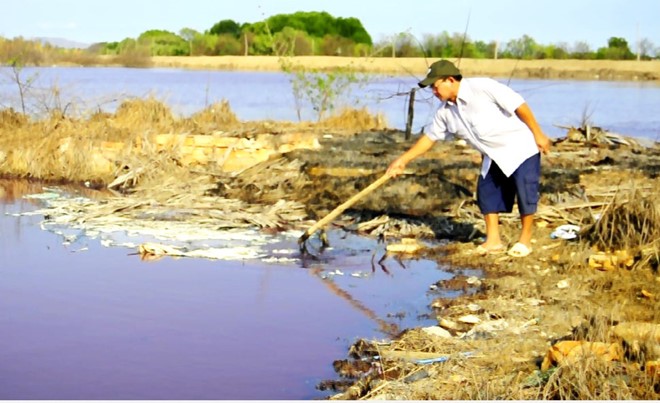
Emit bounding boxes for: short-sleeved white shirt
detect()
[426,77,539,178]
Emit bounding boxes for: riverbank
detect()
[1,101,659,399]
[151,56,660,81]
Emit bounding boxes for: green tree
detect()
[473,40,497,58]
[113,38,152,67]
[395,33,422,57]
[596,37,635,60]
[209,19,242,38]
[543,43,569,59]
[571,41,594,59]
[335,17,371,44]
[263,11,372,45]
[137,30,188,56]
[503,35,540,59]
[214,34,242,55]
[190,33,219,55]
[281,60,369,121]
[419,31,465,58]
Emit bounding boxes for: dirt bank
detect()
[277,129,660,400]
[152,56,660,82]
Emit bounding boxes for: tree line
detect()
[0,10,658,66]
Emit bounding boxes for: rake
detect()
[298,172,393,254]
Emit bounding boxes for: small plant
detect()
[4,57,39,114]
[280,58,370,122]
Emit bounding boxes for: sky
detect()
[1,0,658,50]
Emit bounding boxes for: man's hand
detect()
[386,135,436,177]
[515,103,551,155]
[386,158,407,177]
[535,132,551,154]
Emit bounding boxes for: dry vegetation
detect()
[325,183,660,399]
[1,95,659,399]
[151,56,660,81]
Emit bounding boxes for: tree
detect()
[473,40,497,59]
[4,57,39,114]
[213,34,242,55]
[395,33,421,58]
[503,34,539,59]
[137,30,188,56]
[262,11,372,45]
[596,37,635,60]
[637,38,656,59]
[280,60,369,121]
[272,27,299,56]
[571,41,593,59]
[209,19,242,38]
[419,31,452,58]
[179,28,200,55]
[335,17,371,45]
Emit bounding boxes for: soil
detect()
[212,126,660,399]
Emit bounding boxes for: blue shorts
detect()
[477,154,540,216]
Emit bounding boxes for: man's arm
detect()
[387,135,436,177]
[515,103,551,154]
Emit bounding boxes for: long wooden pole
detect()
[298,172,392,245]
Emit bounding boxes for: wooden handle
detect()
[300,172,392,241]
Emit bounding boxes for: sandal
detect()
[507,242,532,257]
[475,244,505,255]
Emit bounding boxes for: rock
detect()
[438,318,461,331]
[421,326,453,339]
[458,314,481,324]
[465,319,509,338]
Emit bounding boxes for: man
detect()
[387,60,551,257]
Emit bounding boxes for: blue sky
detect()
[1,0,658,49]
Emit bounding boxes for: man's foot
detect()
[475,243,505,255]
[507,242,532,257]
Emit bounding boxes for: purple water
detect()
[0,180,459,399]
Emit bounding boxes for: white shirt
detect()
[426,77,539,178]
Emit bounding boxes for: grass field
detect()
[151,56,660,81]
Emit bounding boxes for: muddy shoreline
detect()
[209,126,660,399]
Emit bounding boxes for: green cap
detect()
[418,60,461,88]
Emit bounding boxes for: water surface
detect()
[0,180,467,399]
[1,66,658,140]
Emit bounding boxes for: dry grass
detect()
[152,56,660,81]
[319,107,388,132]
[581,188,660,268]
[0,99,384,185]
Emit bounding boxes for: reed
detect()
[581,187,660,270]
[0,94,386,186]
[319,107,387,132]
